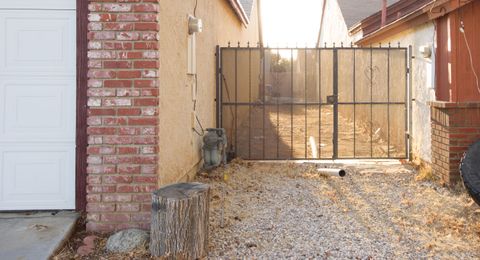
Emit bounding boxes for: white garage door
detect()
[0,0,76,210]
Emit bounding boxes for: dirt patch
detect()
[55,160,480,259]
[231,106,406,160]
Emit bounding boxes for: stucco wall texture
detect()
[319,0,353,46]
[369,23,436,162]
[158,0,259,185]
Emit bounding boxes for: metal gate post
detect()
[333,48,339,159]
[215,45,221,128]
[408,45,413,160]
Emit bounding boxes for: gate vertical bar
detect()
[276,48,280,159]
[262,47,266,159]
[387,47,391,158]
[407,45,413,160]
[370,46,373,157]
[234,48,238,156]
[318,49,322,159]
[216,46,221,128]
[248,47,252,159]
[353,48,356,158]
[305,48,308,158]
[333,48,339,159]
[290,49,294,159]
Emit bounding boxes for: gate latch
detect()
[327,95,337,104]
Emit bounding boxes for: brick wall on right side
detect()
[431,102,480,186]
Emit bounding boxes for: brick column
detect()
[430,102,480,186]
[86,0,159,232]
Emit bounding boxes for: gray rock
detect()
[106,229,149,253]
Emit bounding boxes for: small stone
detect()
[76,235,98,256]
[83,235,98,248]
[106,229,149,253]
[77,245,94,256]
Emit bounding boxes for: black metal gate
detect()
[216,45,411,160]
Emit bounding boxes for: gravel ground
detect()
[199,160,480,259]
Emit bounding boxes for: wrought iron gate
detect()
[216,45,411,160]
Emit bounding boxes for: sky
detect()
[261,0,323,48]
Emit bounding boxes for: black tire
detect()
[460,140,480,205]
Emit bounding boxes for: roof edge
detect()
[354,7,425,45]
[349,0,433,36]
[352,0,474,45]
[228,0,250,27]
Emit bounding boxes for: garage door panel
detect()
[0,1,75,11]
[0,79,76,142]
[0,145,75,210]
[0,1,76,211]
[0,10,76,76]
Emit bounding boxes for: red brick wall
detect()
[431,102,480,186]
[86,0,159,232]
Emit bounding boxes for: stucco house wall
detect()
[319,0,396,46]
[318,0,352,45]
[360,23,436,163]
[158,0,259,185]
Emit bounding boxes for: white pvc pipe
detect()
[309,136,318,159]
[317,168,346,177]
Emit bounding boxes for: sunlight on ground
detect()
[261,0,322,48]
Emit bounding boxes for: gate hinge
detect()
[406,68,410,74]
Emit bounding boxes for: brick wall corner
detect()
[430,102,480,187]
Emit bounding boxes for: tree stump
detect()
[150,182,210,259]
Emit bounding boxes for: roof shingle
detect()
[239,0,254,18]
[337,0,399,28]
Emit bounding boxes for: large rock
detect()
[106,229,149,253]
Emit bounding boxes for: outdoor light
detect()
[188,15,203,34]
[187,15,202,74]
[419,45,432,58]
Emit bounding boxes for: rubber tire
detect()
[460,140,480,205]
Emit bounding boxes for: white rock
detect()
[106,229,149,253]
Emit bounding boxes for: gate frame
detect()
[215,45,413,160]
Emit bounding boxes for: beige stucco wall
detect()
[318,0,352,46]
[158,0,259,185]
[359,22,436,162]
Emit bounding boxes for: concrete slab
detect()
[0,211,79,260]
